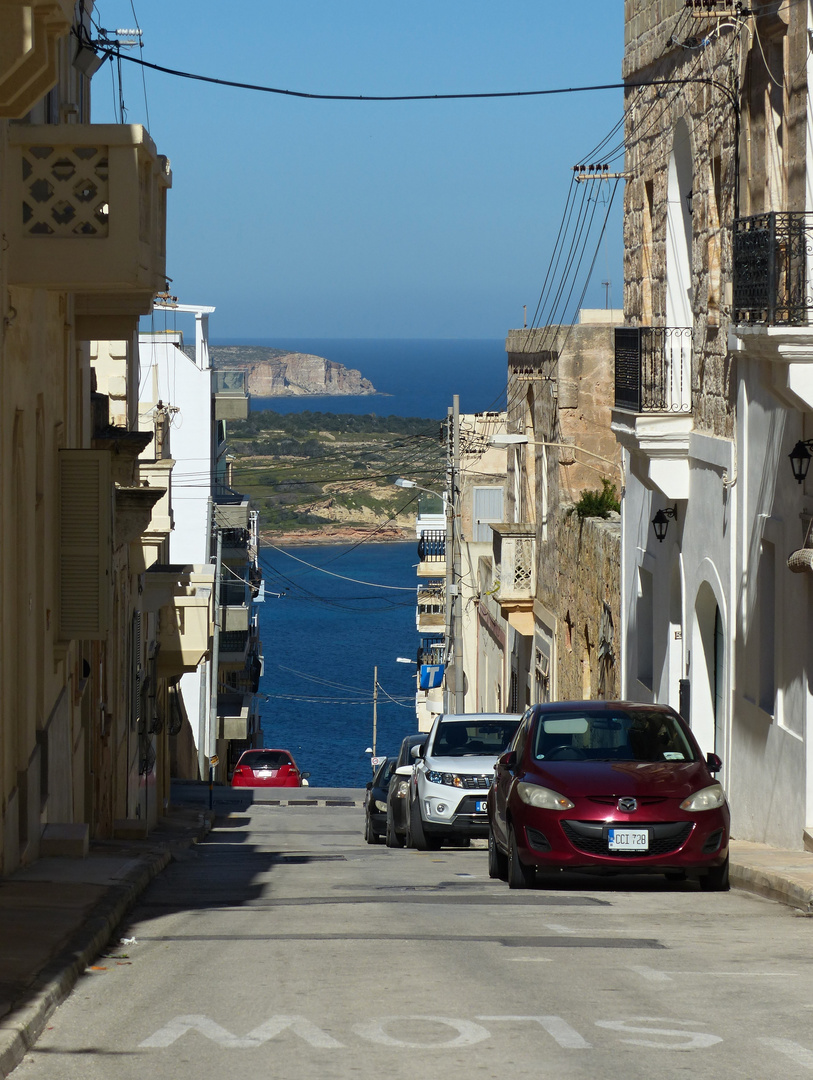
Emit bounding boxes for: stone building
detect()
[0,2,186,870]
[616,1,813,848]
[474,313,622,714]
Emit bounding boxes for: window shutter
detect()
[58,449,112,640]
[472,487,504,542]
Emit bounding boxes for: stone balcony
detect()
[3,124,171,336]
[0,0,74,119]
[142,565,215,678]
[492,523,536,635]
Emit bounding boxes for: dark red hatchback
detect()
[488,701,730,891]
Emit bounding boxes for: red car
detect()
[231,749,309,788]
[488,701,730,891]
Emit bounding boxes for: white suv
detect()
[404,713,522,850]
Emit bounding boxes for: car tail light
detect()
[233,766,248,777]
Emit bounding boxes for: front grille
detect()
[561,820,693,858]
[432,773,491,789]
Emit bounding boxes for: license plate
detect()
[475,800,488,813]
[608,828,648,851]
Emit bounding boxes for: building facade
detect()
[0,2,176,869]
[617,1,813,848]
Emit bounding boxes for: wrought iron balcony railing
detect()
[614,327,692,414]
[733,212,813,326]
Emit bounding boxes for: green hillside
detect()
[228,410,445,538]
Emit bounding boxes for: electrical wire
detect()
[263,543,415,590]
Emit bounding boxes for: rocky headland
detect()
[209,345,378,397]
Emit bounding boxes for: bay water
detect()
[242,340,507,786]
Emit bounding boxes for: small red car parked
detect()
[488,701,730,891]
[231,749,309,788]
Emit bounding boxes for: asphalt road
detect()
[10,802,813,1079]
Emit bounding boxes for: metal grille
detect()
[560,821,693,858]
[514,538,534,592]
[733,212,813,325]
[418,529,445,561]
[614,327,692,413]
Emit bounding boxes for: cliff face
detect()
[209,346,377,397]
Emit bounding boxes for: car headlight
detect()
[374,799,387,812]
[680,783,726,811]
[426,771,464,787]
[396,780,409,797]
[516,782,574,810]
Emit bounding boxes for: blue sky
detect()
[94,2,625,339]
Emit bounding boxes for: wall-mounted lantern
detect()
[788,440,813,485]
[652,505,678,543]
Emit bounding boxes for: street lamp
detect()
[488,434,622,477]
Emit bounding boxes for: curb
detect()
[730,863,813,914]
[0,810,214,1079]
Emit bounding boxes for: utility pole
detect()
[372,665,378,760]
[452,395,464,714]
[444,395,465,714]
[207,521,223,779]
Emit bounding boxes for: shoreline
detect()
[260,525,413,547]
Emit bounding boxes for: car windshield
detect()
[532,709,697,763]
[432,719,521,757]
[241,751,292,770]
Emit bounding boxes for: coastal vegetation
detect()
[228,410,444,540]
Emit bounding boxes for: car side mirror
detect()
[705,753,722,773]
[395,765,414,777]
[366,781,372,790]
[301,772,311,780]
[410,743,424,760]
[498,750,517,770]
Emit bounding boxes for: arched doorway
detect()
[693,582,725,757]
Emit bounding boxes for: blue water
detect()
[256,542,422,787]
[212,337,507,420]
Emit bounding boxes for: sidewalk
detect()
[0,804,214,1079]
[0,798,810,1078]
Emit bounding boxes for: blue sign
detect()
[419,663,444,690]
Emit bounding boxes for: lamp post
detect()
[488,432,622,478]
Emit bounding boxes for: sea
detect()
[222,339,507,787]
[213,337,508,420]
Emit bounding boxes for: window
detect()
[472,486,503,542]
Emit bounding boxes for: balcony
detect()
[213,369,249,421]
[612,327,693,499]
[416,582,445,633]
[221,527,249,562]
[219,629,249,669]
[614,327,692,414]
[142,565,215,677]
[3,124,171,333]
[417,528,446,579]
[213,487,250,530]
[0,0,74,119]
[733,212,813,327]
[492,524,536,635]
[217,692,252,742]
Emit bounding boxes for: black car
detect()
[363,757,395,844]
[385,733,425,848]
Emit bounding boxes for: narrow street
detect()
[10,800,813,1080]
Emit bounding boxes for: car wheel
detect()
[508,825,535,889]
[699,855,730,892]
[488,826,509,881]
[409,800,428,850]
[364,811,378,845]
[385,815,403,848]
